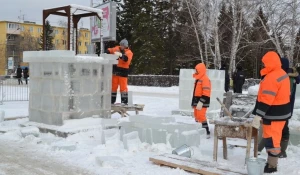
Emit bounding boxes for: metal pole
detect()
[100,18,104,54]
[13,50,14,67]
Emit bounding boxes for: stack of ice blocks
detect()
[176,69,225,116]
[23,50,117,125]
[119,115,205,148]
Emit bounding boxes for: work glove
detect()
[196,101,203,110]
[251,115,262,129]
[114,52,122,57]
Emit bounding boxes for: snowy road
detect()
[0,140,93,175]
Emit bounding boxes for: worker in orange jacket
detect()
[105,39,133,104]
[252,51,291,173]
[191,63,211,138]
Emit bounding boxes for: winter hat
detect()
[120,39,128,47]
[280,57,289,73]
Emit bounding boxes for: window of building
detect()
[62,40,65,45]
[7,23,19,30]
[38,28,42,33]
[85,42,88,46]
[79,42,82,46]
[62,30,65,35]
[85,51,88,54]
[85,33,88,38]
[56,40,59,45]
[54,29,58,34]
[29,26,33,32]
[20,26,24,31]
[7,35,15,41]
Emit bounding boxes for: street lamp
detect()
[5,27,20,75]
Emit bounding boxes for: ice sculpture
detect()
[23,50,118,125]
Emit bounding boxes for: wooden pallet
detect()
[149,154,246,175]
[111,104,145,117]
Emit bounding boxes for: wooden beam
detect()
[52,12,68,17]
[73,16,81,55]
[65,8,71,51]
[42,11,46,50]
[44,6,70,14]
[74,12,98,18]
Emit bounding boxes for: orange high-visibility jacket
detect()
[191,63,211,108]
[108,46,133,77]
[108,46,133,69]
[255,51,291,121]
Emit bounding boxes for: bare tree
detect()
[20,30,39,51]
[58,20,68,50]
[258,0,300,64]
[0,42,6,73]
[184,0,204,63]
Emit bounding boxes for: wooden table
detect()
[111,104,145,117]
[212,119,258,162]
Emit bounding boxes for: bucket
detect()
[172,144,193,158]
[246,157,266,175]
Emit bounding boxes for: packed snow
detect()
[0,85,300,175]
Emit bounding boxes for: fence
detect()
[0,75,260,104]
[128,75,260,89]
[0,76,29,104]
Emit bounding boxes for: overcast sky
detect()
[0,0,103,28]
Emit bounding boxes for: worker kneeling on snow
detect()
[191,63,211,139]
[105,39,133,104]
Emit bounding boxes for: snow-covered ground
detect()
[0,85,300,175]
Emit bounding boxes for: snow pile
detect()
[20,126,40,137]
[95,156,124,168]
[1,85,300,174]
[248,84,259,96]
[51,141,77,151]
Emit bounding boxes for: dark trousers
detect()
[18,78,23,85]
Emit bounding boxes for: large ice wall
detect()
[23,51,118,125]
[173,69,225,118]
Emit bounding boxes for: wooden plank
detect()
[4,116,28,121]
[253,128,258,157]
[222,137,227,160]
[150,154,220,175]
[216,97,233,119]
[149,154,247,175]
[246,126,252,161]
[213,127,218,162]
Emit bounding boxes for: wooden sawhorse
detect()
[212,121,258,162]
[111,104,145,117]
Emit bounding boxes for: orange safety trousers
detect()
[263,121,286,156]
[193,107,207,123]
[112,75,128,92]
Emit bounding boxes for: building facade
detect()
[0,20,91,75]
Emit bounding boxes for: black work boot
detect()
[111,92,117,104]
[279,140,289,158]
[264,156,278,173]
[202,122,210,139]
[121,92,128,105]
